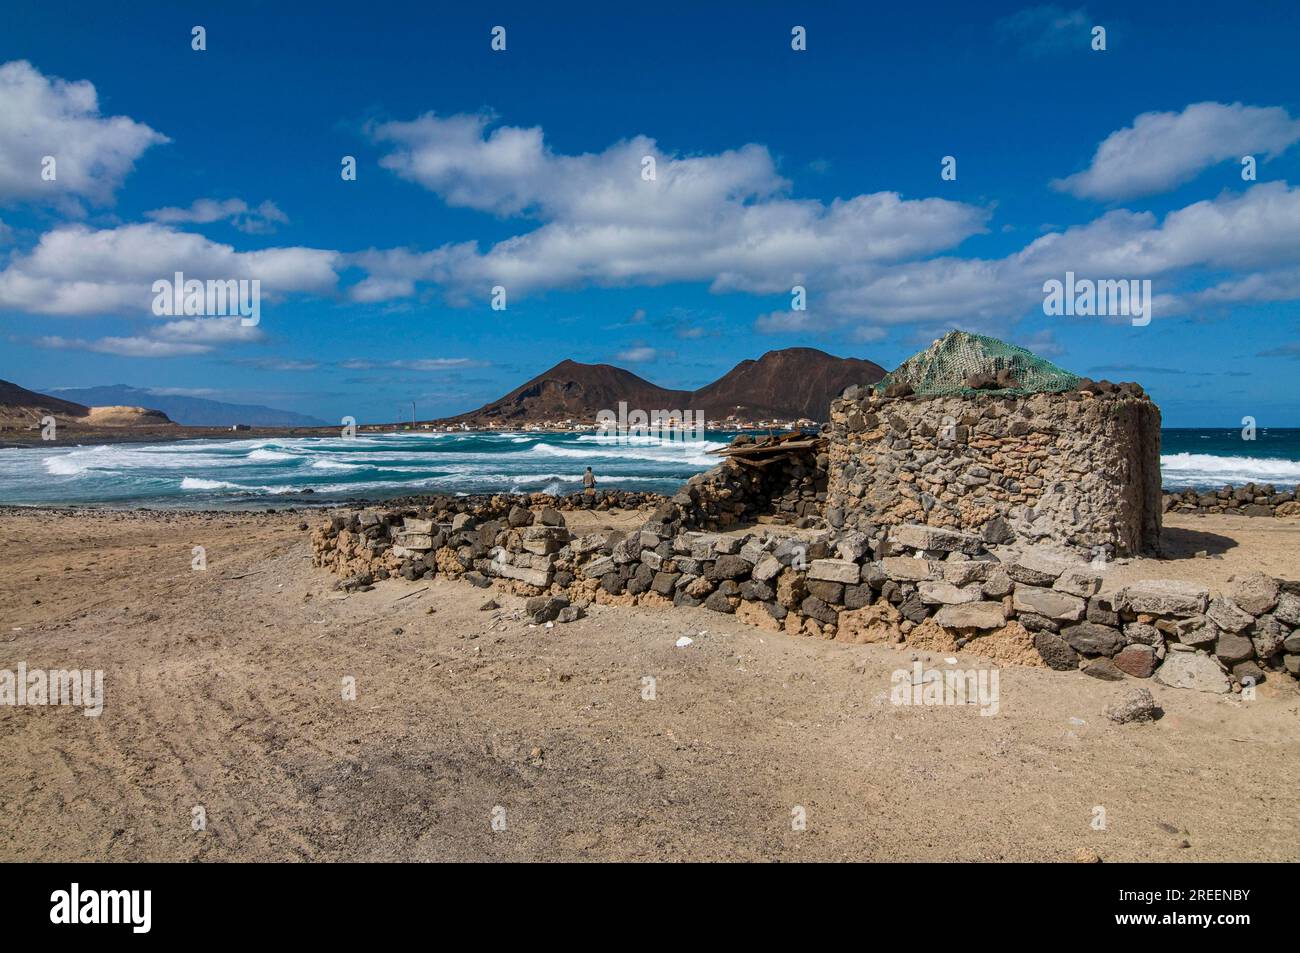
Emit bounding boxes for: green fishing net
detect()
[873,330,1081,396]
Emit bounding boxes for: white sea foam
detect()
[246,448,296,461]
[181,477,249,491]
[525,441,722,466]
[23,431,691,506]
[1160,452,1300,488]
[43,456,86,476]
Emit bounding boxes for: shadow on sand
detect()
[1158,525,1238,558]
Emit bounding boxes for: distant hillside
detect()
[442,347,887,425]
[0,379,173,431]
[692,348,887,420]
[444,360,692,425]
[0,379,90,425]
[48,385,328,428]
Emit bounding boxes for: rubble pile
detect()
[672,432,828,531]
[377,488,665,514]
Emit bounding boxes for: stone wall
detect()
[1164,483,1300,518]
[312,499,1300,692]
[823,385,1162,558]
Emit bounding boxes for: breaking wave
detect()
[9,428,1295,509]
[2,430,733,507]
[1160,452,1300,489]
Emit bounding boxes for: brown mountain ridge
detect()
[441,347,887,425]
[0,379,174,434]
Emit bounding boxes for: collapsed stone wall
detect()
[312,497,1300,692]
[375,488,665,515]
[824,385,1162,558]
[671,446,827,531]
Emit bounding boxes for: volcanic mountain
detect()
[691,348,887,420]
[442,348,887,425]
[443,360,692,426]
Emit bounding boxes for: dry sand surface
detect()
[1,507,1297,862]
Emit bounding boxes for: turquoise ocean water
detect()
[1,428,1298,509]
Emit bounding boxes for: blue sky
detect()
[1,0,1298,426]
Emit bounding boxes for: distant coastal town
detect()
[372,412,822,436]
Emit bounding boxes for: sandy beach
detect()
[1,505,1296,862]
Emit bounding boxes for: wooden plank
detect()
[711,439,822,457]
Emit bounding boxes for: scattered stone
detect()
[525,596,570,624]
[1105,688,1160,724]
[336,572,373,592]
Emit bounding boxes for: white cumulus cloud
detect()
[0,60,168,209]
[1053,102,1300,201]
[358,112,990,303]
[0,222,340,315]
[146,198,289,234]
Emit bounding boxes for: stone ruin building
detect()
[825,331,1163,558]
[312,331,1300,696]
